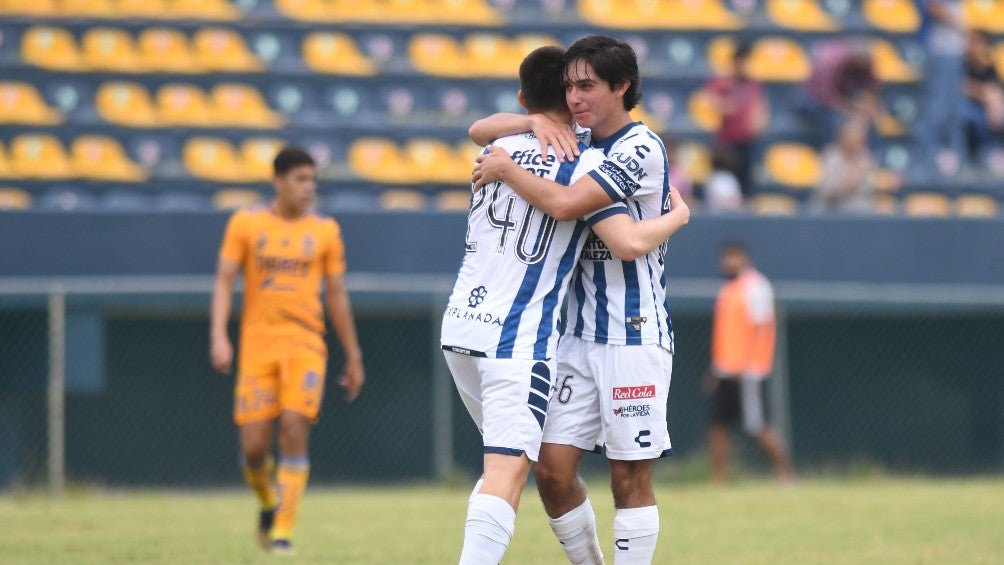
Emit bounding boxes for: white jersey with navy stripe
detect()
[442,131,621,360]
[566,121,675,353]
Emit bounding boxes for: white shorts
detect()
[443,350,555,462]
[542,337,673,461]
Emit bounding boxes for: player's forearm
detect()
[210,277,234,339]
[626,203,691,258]
[469,113,533,146]
[327,291,363,362]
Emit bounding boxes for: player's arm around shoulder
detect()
[322,220,365,402]
[469,112,580,162]
[590,186,691,262]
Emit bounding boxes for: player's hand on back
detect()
[338,358,365,403]
[210,334,233,374]
[528,113,580,163]
[472,146,513,191]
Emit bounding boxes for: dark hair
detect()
[273,145,315,176]
[519,46,569,113]
[719,239,749,256]
[563,35,641,111]
[733,42,752,61]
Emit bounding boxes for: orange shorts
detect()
[234,352,327,426]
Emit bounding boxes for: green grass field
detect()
[2,478,1002,564]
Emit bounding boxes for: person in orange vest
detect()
[707,241,794,484]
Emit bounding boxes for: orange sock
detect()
[271,457,310,541]
[242,455,278,510]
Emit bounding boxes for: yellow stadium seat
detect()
[193,28,263,73]
[464,34,516,79]
[0,143,14,178]
[0,188,31,210]
[21,27,82,72]
[511,34,561,60]
[348,138,413,184]
[116,0,168,18]
[210,83,284,129]
[765,143,821,188]
[60,0,118,18]
[70,135,147,182]
[183,137,243,182]
[9,134,73,179]
[239,138,286,181]
[956,194,998,218]
[404,138,464,183]
[167,0,240,20]
[380,189,428,211]
[689,89,721,131]
[96,82,160,127]
[995,43,1004,79]
[579,0,742,30]
[767,0,837,31]
[138,28,202,74]
[434,190,472,212]
[329,0,382,22]
[0,82,62,125]
[873,193,899,215]
[710,37,811,81]
[384,0,437,23]
[302,32,376,76]
[872,40,918,82]
[863,0,920,32]
[3,0,59,15]
[629,105,666,134]
[81,28,142,73]
[409,34,467,78]
[903,192,951,217]
[276,0,334,21]
[212,188,263,210]
[751,193,799,216]
[432,0,503,25]
[157,84,215,126]
[676,142,711,184]
[963,0,1004,32]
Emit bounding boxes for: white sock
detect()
[469,478,485,503]
[458,494,516,565]
[613,506,659,565]
[548,498,605,565]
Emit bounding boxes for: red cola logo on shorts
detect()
[612,385,656,400]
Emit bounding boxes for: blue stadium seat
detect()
[322,189,380,213]
[154,191,211,211]
[39,189,100,211]
[100,190,154,211]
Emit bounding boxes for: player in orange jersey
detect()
[210,145,365,555]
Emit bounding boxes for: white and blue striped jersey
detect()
[566,121,675,353]
[441,132,624,361]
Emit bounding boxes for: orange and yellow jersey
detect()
[219,205,346,361]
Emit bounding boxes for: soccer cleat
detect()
[257,507,276,551]
[270,539,294,556]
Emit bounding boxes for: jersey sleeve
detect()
[586,137,668,201]
[746,276,775,324]
[324,219,347,276]
[218,210,249,264]
[572,148,630,226]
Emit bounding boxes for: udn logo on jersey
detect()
[613,385,656,400]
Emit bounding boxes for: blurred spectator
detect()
[813,120,881,214]
[704,150,744,214]
[961,30,1004,164]
[702,43,769,196]
[917,0,966,173]
[664,138,695,206]
[798,40,890,147]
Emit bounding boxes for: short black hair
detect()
[563,35,641,111]
[273,145,315,176]
[519,46,569,114]
[719,239,750,256]
[733,42,752,61]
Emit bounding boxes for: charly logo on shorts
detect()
[612,385,656,400]
[468,286,488,308]
[613,404,651,418]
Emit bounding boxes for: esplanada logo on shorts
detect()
[613,385,656,400]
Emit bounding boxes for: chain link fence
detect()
[1,277,1003,491]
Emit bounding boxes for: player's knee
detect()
[533,459,575,493]
[278,413,310,455]
[609,460,654,506]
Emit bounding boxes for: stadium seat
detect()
[579,0,743,30]
[9,134,73,179]
[434,190,472,212]
[955,193,999,218]
[3,0,59,17]
[995,43,1004,79]
[408,34,466,78]
[302,32,376,75]
[688,88,721,131]
[183,137,243,181]
[138,28,202,74]
[210,84,284,128]
[872,40,919,82]
[708,37,811,81]
[348,138,414,184]
[464,34,517,78]
[421,0,501,25]
[39,189,99,211]
[379,189,428,211]
[117,0,168,18]
[963,0,1004,32]
[157,84,215,126]
[22,26,82,71]
[81,28,142,73]
[193,28,263,72]
[404,138,465,183]
[863,0,920,33]
[322,189,380,213]
[873,193,899,215]
[60,0,118,18]
[212,188,263,210]
[0,188,31,210]
[676,141,711,184]
[630,104,666,134]
[239,138,287,181]
[70,135,147,182]
[903,192,951,217]
[0,143,14,178]
[0,82,62,125]
[750,193,799,216]
[766,0,838,31]
[96,82,160,127]
[275,0,336,22]
[101,191,154,211]
[167,0,240,20]
[764,143,821,188]
[154,191,210,211]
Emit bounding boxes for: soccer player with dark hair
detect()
[210,145,365,555]
[474,35,680,564]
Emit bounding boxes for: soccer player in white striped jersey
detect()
[442,45,690,565]
[472,36,680,565]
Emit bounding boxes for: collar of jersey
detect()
[591,121,641,153]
